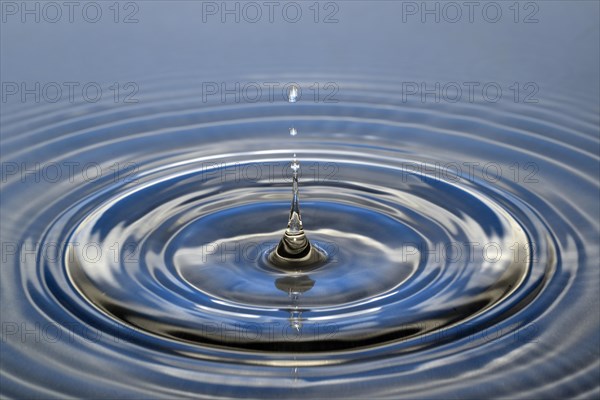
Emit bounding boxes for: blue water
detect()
[1,2,599,399]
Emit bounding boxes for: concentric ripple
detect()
[1,75,598,399]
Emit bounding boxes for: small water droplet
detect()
[290,127,298,136]
[287,85,299,103]
[291,160,300,173]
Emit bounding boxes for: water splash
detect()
[269,145,326,270]
[268,89,326,270]
[288,154,301,233]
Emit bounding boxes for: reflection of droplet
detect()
[288,85,299,103]
[290,127,298,136]
[275,275,315,295]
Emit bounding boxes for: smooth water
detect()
[1,2,599,399]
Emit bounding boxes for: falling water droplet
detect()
[287,85,299,103]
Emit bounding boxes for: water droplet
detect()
[289,127,298,136]
[291,159,300,173]
[287,85,299,103]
